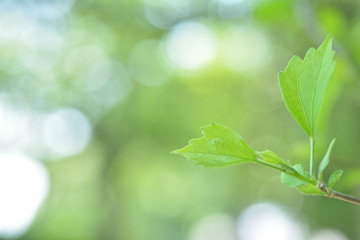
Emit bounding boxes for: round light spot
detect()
[217,0,252,19]
[221,26,269,74]
[0,152,49,239]
[42,108,92,158]
[143,0,190,29]
[91,61,132,107]
[165,21,217,70]
[310,230,348,240]
[64,45,112,92]
[0,100,42,152]
[237,203,304,240]
[190,214,237,240]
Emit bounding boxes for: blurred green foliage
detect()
[0,0,360,239]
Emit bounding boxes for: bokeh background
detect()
[0,0,360,239]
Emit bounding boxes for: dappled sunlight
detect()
[90,61,132,108]
[189,214,237,240]
[0,0,358,239]
[165,21,217,71]
[0,0,68,75]
[0,100,92,159]
[217,0,253,19]
[143,0,191,29]
[237,203,305,240]
[220,26,270,74]
[0,99,42,151]
[0,152,49,239]
[64,45,113,92]
[42,108,92,158]
[309,230,349,240]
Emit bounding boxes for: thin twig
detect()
[257,157,360,206]
[328,190,360,206]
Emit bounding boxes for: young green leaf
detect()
[278,34,335,136]
[294,164,318,185]
[297,183,325,195]
[318,138,336,182]
[293,164,308,178]
[172,123,257,167]
[328,169,343,189]
[281,172,305,188]
[281,164,305,187]
[281,163,316,188]
[280,163,323,195]
[257,150,288,166]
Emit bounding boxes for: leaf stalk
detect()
[310,136,315,176]
[255,158,284,172]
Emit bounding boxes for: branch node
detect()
[317,182,328,193]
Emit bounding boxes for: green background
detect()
[0,0,360,239]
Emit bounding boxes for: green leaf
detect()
[278,34,335,136]
[281,172,304,188]
[297,183,325,195]
[318,138,336,182]
[293,164,308,177]
[328,169,343,189]
[281,164,316,188]
[293,163,318,185]
[257,150,288,166]
[281,164,323,195]
[172,123,257,167]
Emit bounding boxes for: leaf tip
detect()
[291,55,302,62]
[326,33,333,41]
[328,169,343,189]
[171,149,181,155]
[319,34,334,50]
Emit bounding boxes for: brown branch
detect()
[327,190,360,206]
